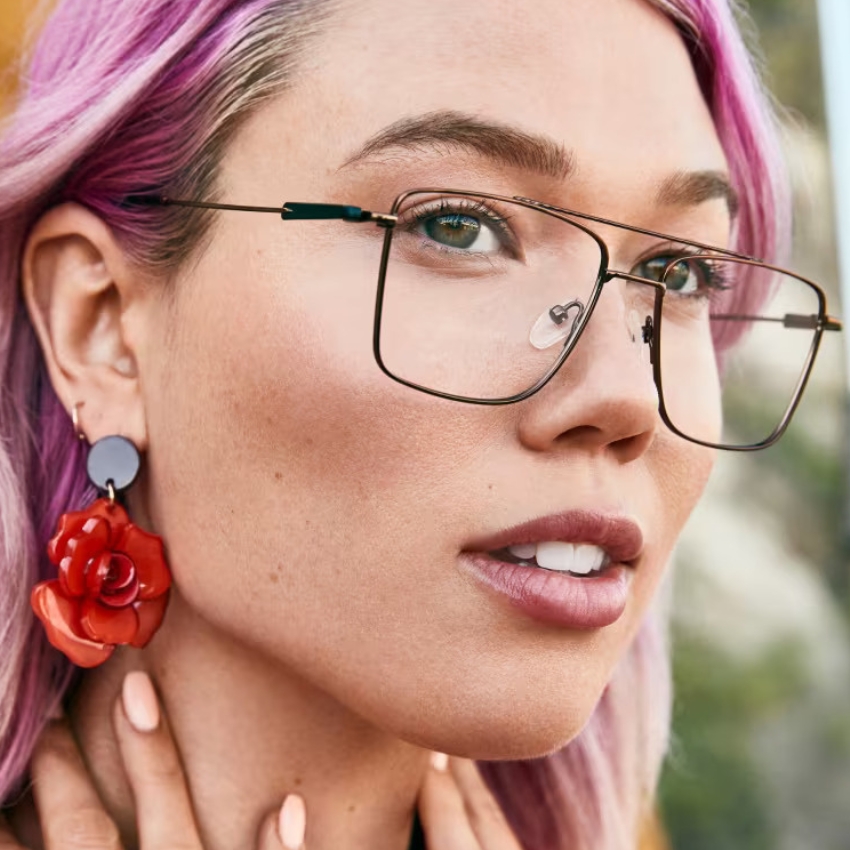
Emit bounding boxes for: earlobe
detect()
[21,203,148,449]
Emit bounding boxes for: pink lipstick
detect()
[458,511,643,629]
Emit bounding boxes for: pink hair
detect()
[0,1,788,847]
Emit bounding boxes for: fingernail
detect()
[122,671,160,732]
[278,794,306,850]
[431,751,448,772]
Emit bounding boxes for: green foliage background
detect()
[658,5,850,848]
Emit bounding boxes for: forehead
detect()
[225,0,727,217]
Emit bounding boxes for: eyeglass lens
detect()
[659,257,822,448]
[376,192,822,450]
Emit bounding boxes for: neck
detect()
[69,592,427,850]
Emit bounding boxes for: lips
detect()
[464,510,644,565]
[458,510,645,629]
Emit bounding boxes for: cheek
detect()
[137,223,718,760]
[142,224,482,653]
[630,435,715,618]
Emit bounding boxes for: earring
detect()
[30,416,172,668]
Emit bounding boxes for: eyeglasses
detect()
[130,188,842,451]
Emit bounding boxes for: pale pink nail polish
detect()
[122,671,160,732]
[431,751,448,771]
[278,794,306,850]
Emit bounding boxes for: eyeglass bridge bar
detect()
[512,195,757,261]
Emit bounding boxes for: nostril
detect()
[610,428,657,464]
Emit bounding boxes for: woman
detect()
[0,0,840,848]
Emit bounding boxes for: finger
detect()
[256,795,306,850]
[418,754,481,850]
[447,758,522,850]
[112,671,201,850]
[30,720,122,850]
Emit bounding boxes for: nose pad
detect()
[529,299,585,350]
[625,308,650,364]
[528,298,652,362]
[624,307,659,406]
[520,289,663,456]
[528,294,659,407]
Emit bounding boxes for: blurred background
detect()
[1,1,848,849]
[662,3,850,849]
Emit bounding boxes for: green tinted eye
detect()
[634,256,696,292]
[424,214,481,249]
[664,260,693,291]
[639,256,669,282]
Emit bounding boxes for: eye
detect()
[632,253,724,295]
[421,212,500,252]
[402,198,518,257]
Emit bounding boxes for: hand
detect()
[0,671,296,850]
[417,753,524,850]
[0,672,523,850]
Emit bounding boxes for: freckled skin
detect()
[63,0,727,847]
[140,0,723,756]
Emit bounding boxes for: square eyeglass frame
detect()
[129,188,843,452]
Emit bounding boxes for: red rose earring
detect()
[30,404,172,668]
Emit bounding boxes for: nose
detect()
[516,279,660,462]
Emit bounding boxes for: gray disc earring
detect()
[86,434,142,502]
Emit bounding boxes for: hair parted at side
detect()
[0,2,788,849]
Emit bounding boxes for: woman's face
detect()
[134,0,728,758]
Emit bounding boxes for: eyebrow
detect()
[656,170,739,218]
[341,110,575,182]
[342,109,738,217]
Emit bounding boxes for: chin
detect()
[394,685,604,762]
[427,715,595,763]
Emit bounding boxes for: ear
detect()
[22,203,149,449]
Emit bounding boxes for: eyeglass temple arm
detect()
[711,313,843,332]
[126,196,398,226]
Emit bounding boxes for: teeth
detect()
[536,541,577,572]
[572,544,607,574]
[512,541,608,574]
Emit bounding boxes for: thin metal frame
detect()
[129,189,843,451]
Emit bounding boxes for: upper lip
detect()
[464,510,645,565]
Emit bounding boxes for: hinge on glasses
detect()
[369,212,399,227]
[798,314,843,332]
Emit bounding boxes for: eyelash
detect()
[632,246,733,297]
[399,197,521,256]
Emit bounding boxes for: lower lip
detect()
[459,553,633,629]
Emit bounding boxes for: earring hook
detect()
[71,402,87,442]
